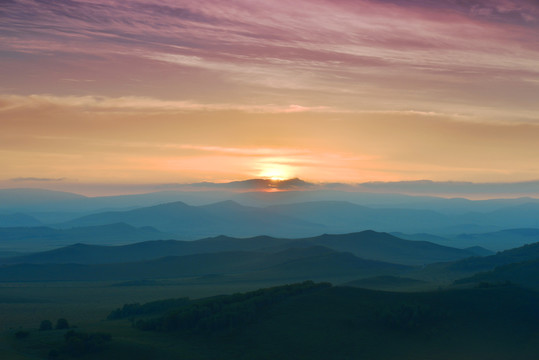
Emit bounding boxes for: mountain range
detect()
[2,230,477,266]
[0,245,410,282]
[51,199,539,244]
[0,223,172,252]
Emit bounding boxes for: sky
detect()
[1,0,539,196]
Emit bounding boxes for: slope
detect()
[60,200,325,238]
[0,246,410,282]
[288,230,477,265]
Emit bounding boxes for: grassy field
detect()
[2,278,538,360]
[0,278,287,359]
[0,278,296,331]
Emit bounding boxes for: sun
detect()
[258,165,291,181]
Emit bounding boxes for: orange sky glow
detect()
[1,1,539,196]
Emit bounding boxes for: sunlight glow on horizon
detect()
[257,164,294,181]
[1,0,539,193]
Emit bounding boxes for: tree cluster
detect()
[135,281,331,334]
[107,297,190,320]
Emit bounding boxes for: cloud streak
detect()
[10,177,66,182]
[0,94,331,114]
[2,0,538,115]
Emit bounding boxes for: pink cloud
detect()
[1,0,538,117]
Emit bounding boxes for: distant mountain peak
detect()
[186,178,314,191]
[205,200,244,207]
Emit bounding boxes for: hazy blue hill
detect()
[60,201,209,231]
[266,200,456,233]
[479,203,539,228]
[0,223,171,252]
[2,235,292,264]
[3,230,478,266]
[0,188,87,214]
[464,246,494,256]
[391,232,451,243]
[288,230,477,265]
[0,246,410,282]
[451,228,539,251]
[455,258,539,289]
[394,228,539,251]
[198,200,324,235]
[0,213,42,227]
[193,235,291,252]
[444,203,539,235]
[2,241,176,265]
[265,200,539,235]
[3,187,539,236]
[3,183,539,211]
[416,241,539,282]
[60,200,325,238]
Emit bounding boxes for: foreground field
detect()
[2,280,539,360]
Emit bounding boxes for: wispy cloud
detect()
[177,145,311,157]
[0,94,331,114]
[10,177,66,182]
[2,0,538,114]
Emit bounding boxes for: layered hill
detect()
[59,200,324,238]
[455,259,539,289]
[0,246,409,282]
[0,213,42,227]
[2,231,477,266]
[288,231,476,266]
[0,223,171,251]
[415,241,539,283]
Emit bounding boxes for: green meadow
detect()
[2,279,539,360]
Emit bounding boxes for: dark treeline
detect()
[107,297,190,320]
[133,281,331,333]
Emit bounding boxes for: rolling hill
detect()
[0,246,410,282]
[0,213,42,227]
[288,231,477,265]
[0,223,172,252]
[265,201,455,234]
[2,230,477,266]
[59,200,325,238]
[1,235,290,264]
[455,258,539,289]
[414,240,539,282]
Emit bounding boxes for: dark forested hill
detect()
[108,283,539,360]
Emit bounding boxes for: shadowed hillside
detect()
[0,246,410,282]
[101,283,539,360]
[414,241,539,282]
[0,223,171,252]
[2,230,477,266]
